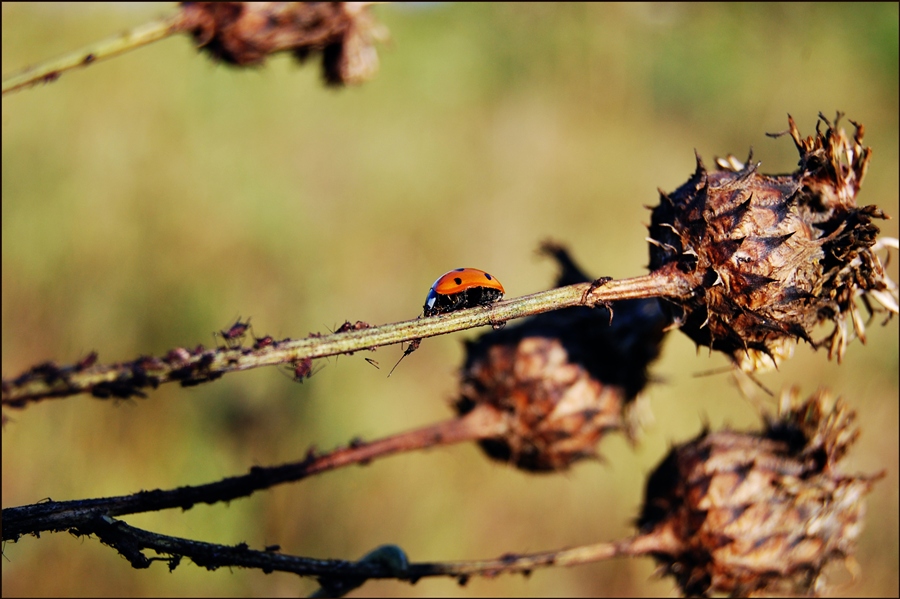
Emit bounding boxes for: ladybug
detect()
[423,268,505,317]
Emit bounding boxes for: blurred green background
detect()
[2,3,897,597]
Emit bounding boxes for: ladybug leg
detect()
[452,293,468,312]
[479,290,506,330]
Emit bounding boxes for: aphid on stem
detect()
[252,335,275,350]
[281,357,320,384]
[214,317,252,349]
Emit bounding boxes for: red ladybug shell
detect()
[423,268,505,317]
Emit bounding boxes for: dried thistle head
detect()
[638,388,881,597]
[180,2,385,85]
[454,243,668,471]
[648,113,897,371]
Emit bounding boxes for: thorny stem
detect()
[409,530,680,578]
[16,512,678,586]
[1,267,696,407]
[2,405,508,541]
[2,14,187,95]
[4,399,671,587]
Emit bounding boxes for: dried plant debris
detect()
[638,388,880,597]
[180,2,385,85]
[648,113,897,371]
[454,243,669,471]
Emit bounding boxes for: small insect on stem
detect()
[388,339,421,377]
[282,357,318,383]
[582,277,614,324]
[334,320,372,334]
[215,317,252,349]
[75,351,99,371]
[252,335,276,350]
[422,268,505,317]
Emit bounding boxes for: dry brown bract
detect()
[455,244,668,471]
[180,2,385,85]
[637,388,880,597]
[648,113,897,371]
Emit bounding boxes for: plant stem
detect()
[2,405,508,541]
[2,14,185,96]
[2,268,697,406]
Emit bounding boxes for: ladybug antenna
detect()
[388,339,422,377]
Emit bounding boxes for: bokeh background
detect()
[2,3,897,597]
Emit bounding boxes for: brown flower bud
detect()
[454,244,668,471]
[648,113,897,371]
[637,388,880,597]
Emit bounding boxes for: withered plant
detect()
[2,4,897,598]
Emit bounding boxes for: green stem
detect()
[2,14,185,96]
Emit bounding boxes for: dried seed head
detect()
[638,388,880,597]
[648,113,897,371]
[454,244,668,471]
[180,2,385,85]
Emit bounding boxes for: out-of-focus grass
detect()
[2,3,897,597]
